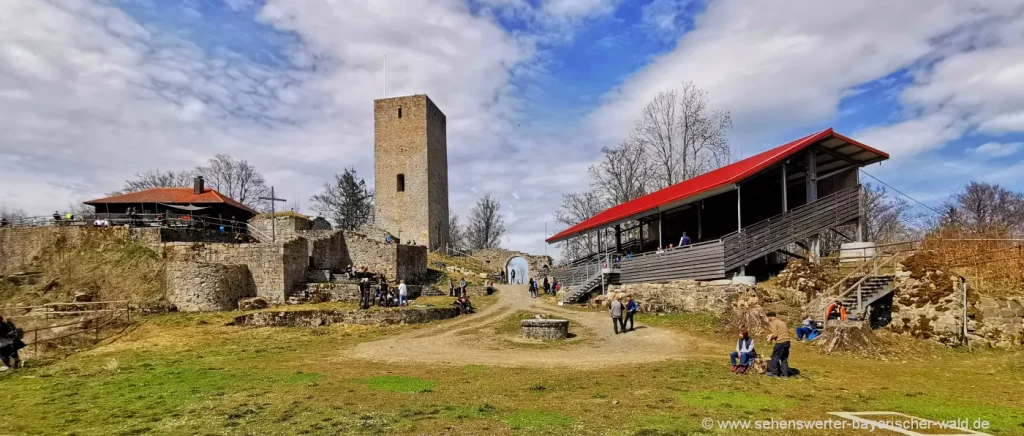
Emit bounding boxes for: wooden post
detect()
[697,200,703,240]
[658,211,663,248]
[736,185,742,231]
[615,224,622,253]
[781,163,788,213]
[806,150,820,260]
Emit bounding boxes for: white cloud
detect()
[588,1,1022,153]
[968,142,1023,158]
[641,0,693,41]
[0,0,610,258]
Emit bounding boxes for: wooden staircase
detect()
[808,252,907,319]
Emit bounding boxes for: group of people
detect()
[357,273,408,309]
[0,316,25,371]
[608,295,639,334]
[527,277,557,298]
[727,311,825,378]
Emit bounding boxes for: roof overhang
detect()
[545,128,888,244]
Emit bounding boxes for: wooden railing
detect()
[722,186,860,270]
[617,240,726,283]
[6,301,133,356]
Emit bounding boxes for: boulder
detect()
[73,292,95,303]
[239,297,270,311]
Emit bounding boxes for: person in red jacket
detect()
[825,300,848,321]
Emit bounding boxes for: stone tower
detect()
[374,94,449,249]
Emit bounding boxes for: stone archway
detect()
[506,256,529,284]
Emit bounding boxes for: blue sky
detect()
[1,0,1023,258]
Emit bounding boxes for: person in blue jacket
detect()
[624,296,639,331]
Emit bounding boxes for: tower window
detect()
[397,107,402,118]
[397,174,405,192]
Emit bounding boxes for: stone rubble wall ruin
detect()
[166,262,256,311]
[469,248,553,278]
[162,239,308,304]
[606,279,751,315]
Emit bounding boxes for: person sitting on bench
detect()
[730,330,756,373]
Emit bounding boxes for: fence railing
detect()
[5,301,133,356]
[1,213,252,234]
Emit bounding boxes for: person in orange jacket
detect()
[825,300,848,321]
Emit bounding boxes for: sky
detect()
[2,0,1023,260]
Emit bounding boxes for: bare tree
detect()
[443,208,467,252]
[589,139,649,205]
[0,205,27,223]
[554,191,605,261]
[862,183,913,242]
[943,181,1024,235]
[195,154,270,210]
[121,169,193,193]
[632,82,732,189]
[466,194,506,250]
[310,167,374,230]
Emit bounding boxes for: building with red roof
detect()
[84,176,258,222]
[548,129,889,300]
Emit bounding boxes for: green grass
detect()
[638,312,721,334]
[1,311,1023,435]
[677,390,793,412]
[361,376,437,393]
[502,410,574,430]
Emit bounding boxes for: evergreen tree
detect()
[311,167,374,230]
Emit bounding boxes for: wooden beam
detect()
[776,249,807,260]
[830,227,853,241]
[814,144,859,165]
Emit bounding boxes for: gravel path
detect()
[348,284,692,368]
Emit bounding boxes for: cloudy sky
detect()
[2,0,1023,258]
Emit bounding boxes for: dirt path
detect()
[348,284,693,368]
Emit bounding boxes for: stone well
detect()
[521,319,569,340]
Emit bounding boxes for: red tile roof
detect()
[546,128,888,243]
[85,187,258,214]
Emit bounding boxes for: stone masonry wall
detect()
[974,296,1024,348]
[300,229,347,272]
[248,215,312,243]
[344,230,426,284]
[606,279,751,315]
[470,248,553,277]
[162,238,308,303]
[233,307,461,327]
[166,262,255,311]
[373,94,448,249]
[0,226,145,275]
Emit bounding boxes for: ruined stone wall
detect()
[470,248,554,277]
[166,262,255,311]
[248,215,312,243]
[0,226,139,275]
[299,230,347,272]
[606,279,751,315]
[162,238,308,303]
[974,297,1024,348]
[233,307,461,327]
[345,230,426,284]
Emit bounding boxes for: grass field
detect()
[3,309,1023,435]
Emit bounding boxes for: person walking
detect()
[397,280,408,306]
[551,278,559,296]
[377,277,389,307]
[624,295,638,331]
[610,297,625,334]
[765,312,792,378]
[0,316,25,370]
[459,278,467,297]
[542,277,551,295]
[358,278,372,310]
[510,269,516,285]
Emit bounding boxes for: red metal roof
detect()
[546,128,888,243]
[85,187,258,215]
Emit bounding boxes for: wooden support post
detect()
[781,163,788,213]
[697,200,703,240]
[615,224,622,253]
[658,211,663,248]
[856,172,865,242]
[806,150,820,260]
[736,185,742,231]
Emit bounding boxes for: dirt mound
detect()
[815,320,881,355]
